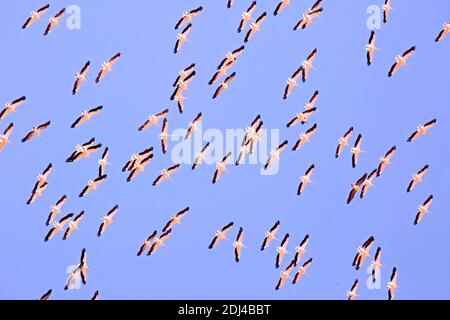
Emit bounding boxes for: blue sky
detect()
[1,0,449,300]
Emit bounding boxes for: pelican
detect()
[293,234,309,265]
[126,153,153,182]
[414,195,433,225]
[138,108,169,131]
[283,66,302,100]
[174,23,192,54]
[366,30,379,66]
[212,152,232,184]
[351,134,363,168]
[383,0,393,24]
[78,248,92,285]
[175,7,203,30]
[360,169,377,199]
[238,1,257,33]
[242,114,262,147]
[162,207,190,232]
[209,60,234,85]
[293,124,317,151]
[159,118,169,154]
[213,72,236,99]
[122,147,153,172]
[44,213,73,241]
[39,289,52,300]
[137,230,157,256]
[66,137,95,162]
[27,181,48,205]
[435,22,450,42]
[63,211,85,240]
[377,146,396,176]
[67,142,102,163]
[173,63,196,87]
[192,142,211,170]
[35,163,52,188]
[264,140,288,170]
[292,258,313,284]
[79,174,107,198]
[91,291,100,300]
[21,121,51,143]
[171,71,196,101]
[152,164,181,186]
[44,8,65,36]
[0,122,13,152]
[72,61,90,95]
[71,106,103,128]
[352,236,374,270]
[335,127,353,158]
[98,205,119,237]
[274,0,291,16]
[304,90,319,110]
[407,119,436,142]
[233,227,245,263]
[407,165,428,193]
[217,46,245,70]
[387,267,399,300]
[286,108,317,127]
[98,147,110,177]
[347,173,367,204]
[185,112,202,140]
[0,96,26,120]
[370,247,382,283]
[22,4,50,29]
[261,220,280,251]
[95,53,121,83]
[209,221,234,249]
[293,6,323,31]
[148,229,172,255]
[247,120,264,155]
[346,279,359,300]
[388,46,416,77]
[275,233,290,268]
[244,12,267,43]
[46,194,67,226]
[297,164,315,195]
[275,261,296,290]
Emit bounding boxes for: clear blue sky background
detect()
[1,0,449,300]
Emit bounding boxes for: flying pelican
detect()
[160,118,169,154]
[351,134,363,168]
[127,154,153,182]
[78,248,92,285]
[261,220,280,251]
[91,291,100,300]
[173,63,196,87]
[233,227,245,263]
[346,279,359,300]
[185,112,202,140]
[122,147,153,172]
[79,174,107,198]
[286,108,317,127]
[213,72,236,99]
[152,164,181,186]
[212,152,232,183]
[366,30,379,66]
[72,61,90,95]
[370,247,382,283]
[171,71,196,101]
[217,46,245,70]
[301,48,317,82]
[264,140,288,170]
[0,123,14,152]
[244,12,267,43]
[98,205,119,237]
[352,236,374,270]
[335,127,353,158]
[388,46,416,77]
[0,96,26,120]
[174,23,192,54]
[175,7,203,30]
[293,6,323,31]
[95,53,121,83]
[274,0,291,16]
[304,90,319,110]
[275,261,296,290]
[293,124,317,151]
[276,233,290,268]
[67,142,102,163]
[39,289,52,300]
[209,221,234,249]
[407,165,429,193]
[435,22,450,42]
[377,146,396,177]
[44,213,74,242]
[192,142,211,170]
[46,194,67,226]
[293,234,309,265]
[21,121,51,143]
[292,258,313,284]
[407,119,436,142]
[283,66,302,100]
[414,195,433,225]
[242,114,262,146]
[347,173,367,204]
[27,181,48,205]
[246,120,264,155]
[43,8,65,36]
[209,60,234,85]
[63,211,85,240]
[297,164,315,195]
[137,230,157,256]
[162,207,190,232]
[383,0,393,24]
[138,108,169,131]
[148,229,172,255]
[22,4,50,29]
[98,147,110,177]
[387,267,398,300]
[360,169,377,199]
[71,106,103,128]
[238,1,257,33]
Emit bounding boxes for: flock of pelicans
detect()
[1,1,448,300]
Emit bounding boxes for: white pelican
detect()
[71,105,103,128]
[383,0,393,24]
[98,205,119,237]
[347,173,367,204]
[293,123,317,151]
[275,233,290,268]
[274,0,291,16]
[162,207,190,232]
[209,221,234,249]
[175,7,203,30]
[0,96,26,120]
[301,48,317,82]
[148,229,172,255]
[35,163,52,187]
[63,211,85,240]
[171,71,196,101]
[377,146,396,177]
[234,227,245,263]
[351,133,363,168]
[286,108,317,127]
[22,4,50,29]
[407,164,428,193]
[241,114,262,146]
[0,122,14,152]
[212,152,232,184]
[91,291,100,300]
[407,119,436,142]
[414,195,433,225]
[78,248,92,285]
[304,90,319,110]
[293,234,309,265]
[387,267,398,300]
[66,137,95,162]
[352,236,374,270]
[27,181,48,205]
[292,257,313,284]
[335,127,353,158]
[263,140,288,170]
[370,247,382,283]
[360,169,377,199]
[185,112,202,140]
[283,66,302,100]
[217,46,245,70]
[238,1,257,33]
[293,7,323,31]
[98,147,110,177]
[39,289,52,300]
[152,164,181,186]
[160,118,169,154]
[346,279,359,300]
[388,46,416,77]
[174,23,192,54]
[275,261,296,290]
[44,8,65,36]
[122,147,153,172]
[46,194,67,226]
[67,142,102,163]
[137,230,157,256]
[79,174,107,198]
[261,220,280,251]
[44,213,73,242]
[138,108,169,131]
[366,30,379,66]
[297,164,315,195]
[192,142,211,170]
[127,153,153,182]
[435,22,450,42]
[244,12,267,43]
[21,121,51,143]
[95,53,121,83]
[173,63,196,87]
[213,72,236,99]
[72,61,90,95]
[209,60,234,85]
